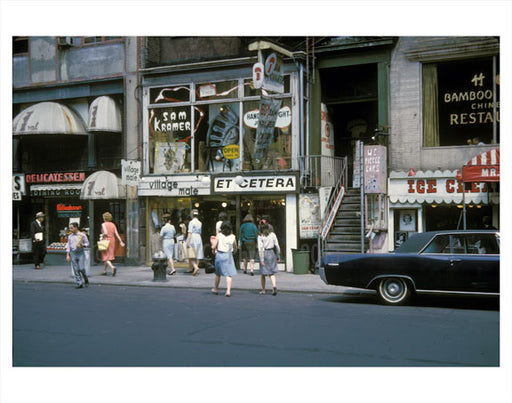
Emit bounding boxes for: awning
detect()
[13,102,87,135]
[462,147,500,183]
[80,171,126,200]
[88,96,122,132]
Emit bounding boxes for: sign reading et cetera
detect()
[214,175,297,193]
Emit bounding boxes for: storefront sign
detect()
[56,204,82,218]
[243,106,291,129]
[30,184,82,197]
[149,107,191,141]
[138,175,211,197]
[213,175,297,193]
[121,159,141,186]
[252,62,264,89]
[13,174,26,200]
[389,170,496,204]
[25,171,85,184]
[321,103,334,156]
[254,96,282,160]
[364,145,387,194]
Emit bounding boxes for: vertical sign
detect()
[13,174,25,200]
[364,145,387,193]
[262,52,284,93]
[254,96,282,161]
[121,159,141,186]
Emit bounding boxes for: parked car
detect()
[320,230,499,305]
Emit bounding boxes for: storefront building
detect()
[12,36,134,263]
[138,40,305,269]
[387,36,500,250]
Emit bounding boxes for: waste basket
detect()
[292,249,310,274]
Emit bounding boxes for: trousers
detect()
[70,250,87,286]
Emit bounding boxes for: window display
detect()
[147,77,292,174]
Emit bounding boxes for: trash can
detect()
[292,249,310,274]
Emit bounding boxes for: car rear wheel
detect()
[377,277,411,305]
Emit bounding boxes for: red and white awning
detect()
[462,148,500,183]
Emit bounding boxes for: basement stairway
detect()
[323,187,368,254]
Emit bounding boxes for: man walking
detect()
[66,222,90,289]
[30,211,46,269]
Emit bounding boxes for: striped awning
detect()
[462,148,500,183]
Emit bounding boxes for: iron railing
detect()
[298,155,348,190]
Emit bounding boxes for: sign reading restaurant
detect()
[213,175,297,193]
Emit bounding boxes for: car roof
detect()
[395,230,499,253]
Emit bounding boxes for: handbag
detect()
[97,239,110,251]
[180,241,197,259]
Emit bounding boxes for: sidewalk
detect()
[12,261,370,295]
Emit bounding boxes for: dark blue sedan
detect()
[320,230,499,305]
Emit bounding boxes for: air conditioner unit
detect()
[57,36,74,47]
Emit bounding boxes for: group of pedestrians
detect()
[211,213,281,297]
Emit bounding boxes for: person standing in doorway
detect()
[257,222,280,296]
[100,212,125,276]
[186,209,204,276]
[160,215,176,275]
[212,221,237,297]
[66,222,90,289]
[30,212,46,270]
[239,214,258,276]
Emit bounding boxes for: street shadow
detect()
[321,293,499,311]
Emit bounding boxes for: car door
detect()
[448,233,499,293]
[416,234,454,291]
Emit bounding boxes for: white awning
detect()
[80,171,125,200]
[88,96,122,132]
[13,102,87,135]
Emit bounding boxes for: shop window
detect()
[147,77,293,174]
[13,37,29,55]
[422,57,499,147]
[81,36,122,45]
[242,99,292,171]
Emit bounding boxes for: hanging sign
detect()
[13,174,25,200]
[364,145,387,194]
[252,62,264,89]
[262,52,284,93]
[254,96,282,161]
[121,159,141,186]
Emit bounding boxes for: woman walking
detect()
[212,221,237,297]
[100,212,125,276]
[160,215,176,275]
[186,209,204,276]
[239,214,258,275]
[257,222,280,295]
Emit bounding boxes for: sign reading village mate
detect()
[213,175,297,193]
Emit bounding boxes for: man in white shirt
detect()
[66,222,90,289]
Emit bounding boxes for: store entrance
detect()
[424,205,494,231]
[320,63,379,185]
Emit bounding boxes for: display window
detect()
[422,56,499,147]
[146,75,293,175]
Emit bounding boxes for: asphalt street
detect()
[13,282,499,367]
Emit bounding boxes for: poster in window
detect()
[154,142,188,174]
[399,210,416,231]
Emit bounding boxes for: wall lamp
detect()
[371,126,391,141]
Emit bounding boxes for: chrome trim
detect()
[319,267,327,284]
[416,289,499,296]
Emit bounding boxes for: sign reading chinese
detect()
[364,145,387,193]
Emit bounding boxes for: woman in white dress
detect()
[160,216,176,275]
[186,209,204,276]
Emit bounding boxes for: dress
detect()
[160,223,176,260]
[258,232,280,275]
[215,233,237,276]
[188,217,204,259]
[101,221,118,262]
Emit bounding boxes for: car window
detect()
[423,235,450,253]
[450,235,466,254]
[466,234,499,255]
